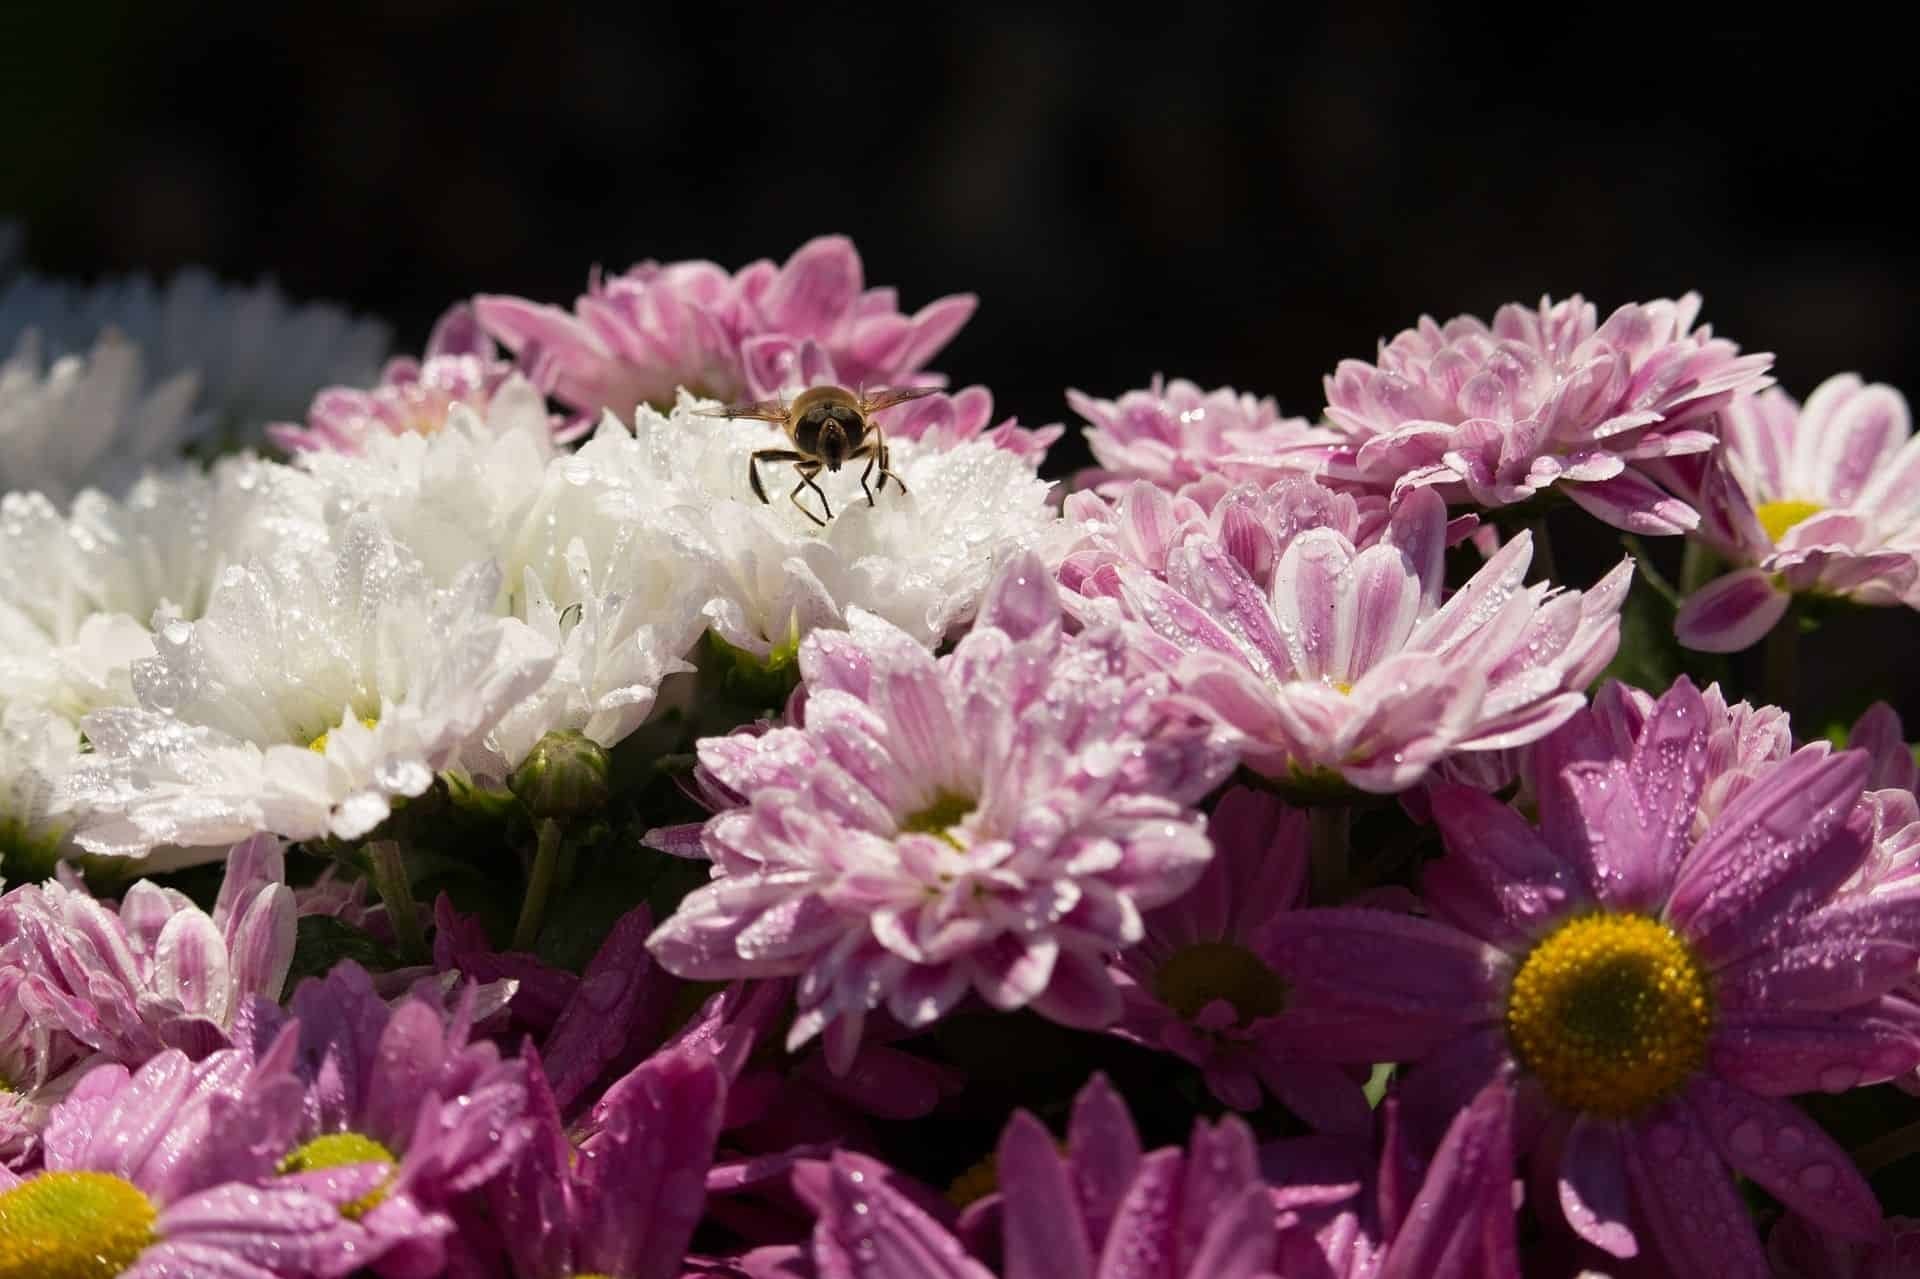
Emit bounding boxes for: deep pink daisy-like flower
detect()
[1081,485,1628,793]
[1265,678,1920,1274]
[484,1047,724,1279]
[269,304,569,453]
[1661,375,1920,651]
[645,551,1235,1071]
[0,1047,363,1278]
[1070,375,1336,497]
[1107,786,1369,1129]
[1321,292,1773,533]
[772,1072,1279,1279]
[870,384,1062,463]
[474,234,975,415]
[1262,1080,1520,1279]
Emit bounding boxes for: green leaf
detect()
[286,915,404,986]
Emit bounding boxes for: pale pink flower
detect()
[1070,375,1335,497]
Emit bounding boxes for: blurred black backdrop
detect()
[4,2,1918,713]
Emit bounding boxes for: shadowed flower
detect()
[1083,486,1627,793]
[0,1046,364,1278]
[646,552,1234,1070]
[1264,679,1920,1274]
[1108,786,1370,1129]
[1769,1213,1920,1279]
[1321,292,1772,532]
[475,235,975,415]
[1070,375,1334,498]
[1666,376,1920,651]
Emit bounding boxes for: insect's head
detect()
[796,403,864,470]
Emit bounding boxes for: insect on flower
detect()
[697,383,935,526]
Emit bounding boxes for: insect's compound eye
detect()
[793,411,827,457]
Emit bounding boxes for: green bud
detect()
[509,730,611,819]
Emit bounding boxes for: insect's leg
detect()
[750,449,806,506]
[850,441,879,506]
[790,461,831,526]
[877,429,908,496]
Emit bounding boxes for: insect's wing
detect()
[694,398,791,424]
[858,386,943,414]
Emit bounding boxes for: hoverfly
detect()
[696,384,936,526]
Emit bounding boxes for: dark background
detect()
[4,2,1918,716]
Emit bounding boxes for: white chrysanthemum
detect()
[584,394,1059,656]
[0,704,82,878]
[63,516,556,858]
[297,377,710,762]
[0,457,323,719]
[0,266,389,441]
[0,331,200,504]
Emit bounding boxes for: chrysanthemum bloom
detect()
[1108,786,1370,1129]
[0,331,199,504]
[647,551,1235,1069]
[869,384,1062,463]
[1071,374,1336,498]
[0,837,294,1146]
[251,961,534,1277]
[1262,1080,1520,1279]
[64,516,556,857]
[780,1072,1279,1279]
[1085,486,1628,793]
[1666,376,1920,651]
[1264,679,1920,1273]
[270,304,573,454]
[0,262,389,440]
[585,394,1057,658]
[485,1047,723,1279]
[1770,1213,1920,1279]
[1321,293,1774,533]
[0,1047,364,1278]
[0,706,83,880]
[474,235,975,415]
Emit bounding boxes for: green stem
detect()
[513,818,564,953]
[1308,805,1353,905]
[1679,539,1719,596]
[366,840,425,963]
[1853,1117,1920,1176]
[1762,608,1800,713]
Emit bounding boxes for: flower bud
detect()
[509,730,610,819]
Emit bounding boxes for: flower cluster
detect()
[2,230,1918,1277]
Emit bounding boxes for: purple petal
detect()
[1565,470,1700,534]
[1425,783,1580,949]
[577,1051,726,1279]
[1557,1115,1638,1258]
[1092,1148,1182,1275]
[1806,377,1908,506]
[1271,530,1353,681]
[763,235,861,336]
[1563,678,1708,912]
[542,904,662,1111]
[1688,1076,1880,1242]
[1711,1000,1920,1094]
[1175,1116,1261,1272]
[1000,1111,1095,1279]
[812,1156,995,1279]
[1623,1103,1769,1277]
[1377,1077,1518,1279]
[1066,1074,1141,1244]
[1183,1182,1279,1279]
[976,550,1061,642]
[1674,569,1791,654]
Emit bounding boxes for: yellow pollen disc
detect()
[0,1170,158,1279]
[278,1131,398,1220]
[1755,499,1824,543]
[1153,941,1290,1025]
[308,715,380,753]
[900,789,977,851]
[947,1150,1001,1207]
[1330,679,1353,695]
[1505,913,1713,1118]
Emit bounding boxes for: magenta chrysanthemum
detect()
[1665,375,1920,651]
[1070,375,1335,499]
[1107,786,1369,1128]
[645,551,1235,1070]
[1266,678,1920,1274]
[474,234,976,415]
[1322,292,1774,532]
[0,1047,364,1278]
[1081,485,1628,793]
[870,383,1062,463]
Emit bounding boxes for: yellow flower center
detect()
[1505,913,1714,1118]
[900,790,977,851]
[278,1131,398,1220]
[1755,499,1824,543]
[947,1150,1001,1207]
[1153,941,1289,1025]
[0,1170,158,1279]
[308,715,380,753]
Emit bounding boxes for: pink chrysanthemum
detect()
[871,384,1062,463]
[1265,678,1920,1274]
[645,551,1235,1071]
[0,1047,363,1278]
[768,1073,1280,1279]
[1321,292,1774,532]
[1070,375,1336,498]
[474,234,975,414]
[1081,485,1628,793]
[1664,375,1920,651]
[1108,786,1370,1129]
[269,304,568,453]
